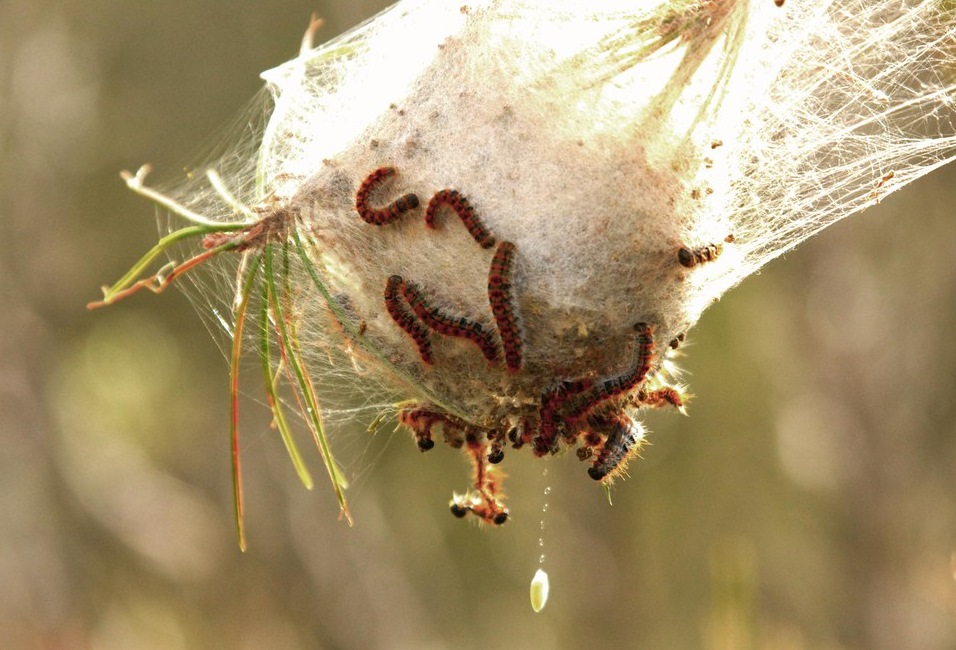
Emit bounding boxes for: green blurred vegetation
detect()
[2,1,956,648]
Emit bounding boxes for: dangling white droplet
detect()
[530,568,550,613]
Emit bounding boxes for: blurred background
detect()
[3,1,956,648]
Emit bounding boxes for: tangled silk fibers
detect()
[107,0,956,527]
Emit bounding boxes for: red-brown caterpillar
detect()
[398,404,506,524]
[534,378,594,456]
[383,275,433,365]
[399,407,476,451]
[488,241,523,373]
[586,413,643,481]
[356,167,420,225]
[399,280,500,364]
[677,242,723,268]
[425,189,496,249]
[565,322,655,420]
[449,433,509,525]
[636,387,686,411]
[398,408,442,451]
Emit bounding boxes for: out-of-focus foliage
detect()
[2,1,955,648]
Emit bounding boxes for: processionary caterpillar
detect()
[425,189,497,249]
[488,241,523,373]
[400,279,500,363]
[384,275,433,365]
[356,167,420,226]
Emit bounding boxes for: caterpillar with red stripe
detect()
[383,275,433,365]
[534,378,594,456]
[488,241,523,373]
[398,408,442,451]
[355,169,498,252]
[565,322,655,420]
[356,167,420,225]
[399,407,475,451]
[636,386,686,411]
[586,412,644,481]
[425,189,497,249]
[399,279,500,364]
[449,432,509,525]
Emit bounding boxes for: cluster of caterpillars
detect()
[355,166,524,524]
[356,166,523,377]
[354,166,722,526]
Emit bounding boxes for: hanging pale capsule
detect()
[530,568,550,613]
